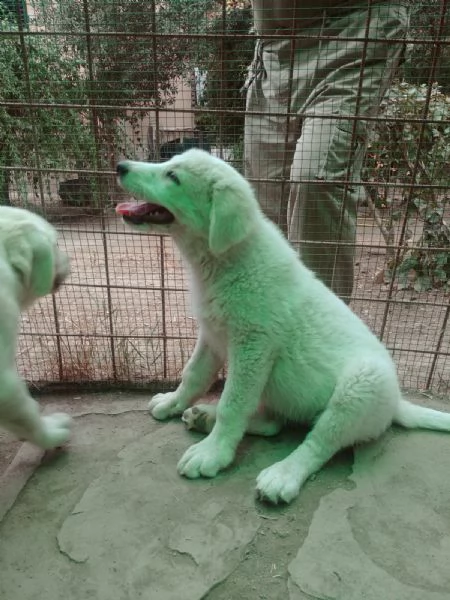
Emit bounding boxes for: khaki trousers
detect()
[244,3,409,301]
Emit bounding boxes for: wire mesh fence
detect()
[1,0,450,392]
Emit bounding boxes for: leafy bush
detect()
[403,0,450,93]
[46,0,219,167]
[0,5,97,206]
[362,81,450,291]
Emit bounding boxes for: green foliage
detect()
[363,80,450,291]
[396,198,450,292]
[51,0,202,106]
[0,5,96,205]
[403,0,450,93]
[1,0,221,205]
[41,0,218,163]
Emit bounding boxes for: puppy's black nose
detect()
[117,162,129,177]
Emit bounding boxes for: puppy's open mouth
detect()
[115,201,175,225]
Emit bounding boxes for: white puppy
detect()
[0,206,72,449]
[116,149,450,504]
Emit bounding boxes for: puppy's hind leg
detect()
[183,403,283,437]
[149,335,223,420]
[0,370,71,449]
[256,360,397,504]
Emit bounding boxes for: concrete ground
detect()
[1,391,450,600]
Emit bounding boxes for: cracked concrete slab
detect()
[56,425,261,600]
[288,429,450,600]
[1,392,450,600]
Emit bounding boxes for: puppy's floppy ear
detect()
[7,231,55,298]
[208,181,257,255]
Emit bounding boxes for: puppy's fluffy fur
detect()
[0,207,72,448]
[117,149,450,504]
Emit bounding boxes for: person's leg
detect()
[287,115,364,302]
[244,39,301,233]
[287,4,409,301]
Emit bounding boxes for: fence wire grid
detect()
[1,0,450,393]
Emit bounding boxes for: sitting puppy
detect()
[116,149,450,505]
[0,206,72,449]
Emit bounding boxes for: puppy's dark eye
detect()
[166,170,180,185]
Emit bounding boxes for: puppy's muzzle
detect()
[116,162,129,178]
[116,161,175,225]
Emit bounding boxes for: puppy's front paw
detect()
[37,412,72,450]
[256,459,301,505]
[148,392,186,421]
[177,436,234,479]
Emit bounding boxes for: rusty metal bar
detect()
[150,0,161,156]
[1,100,448,127]
[159,236,168,379]
[14,3,68,361]
[52,280,450,310]
[51,294,64,381]
[0,101,438,126]
[19,328,450,360]
[1,164,447,194]
[216,0,227,158]
[1,29,449,46]
[82,0,117,380]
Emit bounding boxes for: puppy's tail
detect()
[393,398,450,431]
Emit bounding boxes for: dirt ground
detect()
[1,391,450,600]
[14,209,450,395]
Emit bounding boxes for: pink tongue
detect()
[115,202,154,216]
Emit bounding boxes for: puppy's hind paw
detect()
[182,404,216,433]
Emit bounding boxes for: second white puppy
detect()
[0,206,72,449]
[116,149,450,505]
